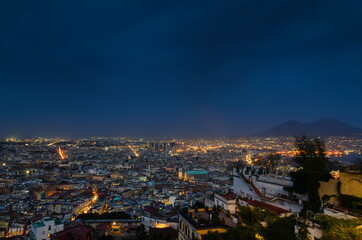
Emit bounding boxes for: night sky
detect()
[1,1,362,138]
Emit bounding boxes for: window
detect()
[279,199,285,205]
[48,225,51,231]
[262,188,266,196]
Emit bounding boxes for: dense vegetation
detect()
[291,136,362,215]
[201,206,362,240]
[315,215,362,240]
[202,206,297,240]
[202,225,258,240]
[237,206,276,226]
[263,217,298,240]
[289,136,331,215]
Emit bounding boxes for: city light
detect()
[127,145,139,157]
[58,146,65,160]
[2,2,361,239]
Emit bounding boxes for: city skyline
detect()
[1,1,362,137]
[0,2,361,239]
[2,117,362,139]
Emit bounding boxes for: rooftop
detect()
[247,200,291,215]
[33,221,45,228]
[186,170,208,175]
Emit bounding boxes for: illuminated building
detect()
[178,211,228,240]
[29,217,64,240]
[184,170,209,181]
[205,193,237,214]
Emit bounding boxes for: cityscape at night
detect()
[1,1,362,240]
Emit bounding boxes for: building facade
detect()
[233,168,306,213]
[29,217,64,240]
[178,211,227,240]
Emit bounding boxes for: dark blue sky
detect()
[1,0,362,138]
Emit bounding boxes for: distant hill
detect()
[254,118,362,137]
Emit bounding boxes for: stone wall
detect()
[319,172,362,203]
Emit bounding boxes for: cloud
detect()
[1,0,362,136]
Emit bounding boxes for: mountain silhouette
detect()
[255,118,362,137]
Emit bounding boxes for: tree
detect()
[227,161,245,171]
[293,136,329,171]
[262,217,297,240]
[203,209,299,240]
[227,226,258,240]
[315,215,362,240]
[257,167,264,175]
[237,206,276,226]
[202,226,258,240]
[210,212,222,225]
[290,136,331,214]
[135,224,147,240]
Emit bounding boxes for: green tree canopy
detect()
[202,226,257,240]
[262,217,297,240]
[315,215,362,240]
[237,206,276,226]
[293,136,329,171]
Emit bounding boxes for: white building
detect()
[29,217,64,240]
[8,222,26,237]
[205,193,237,214]
[233,168,307,213]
